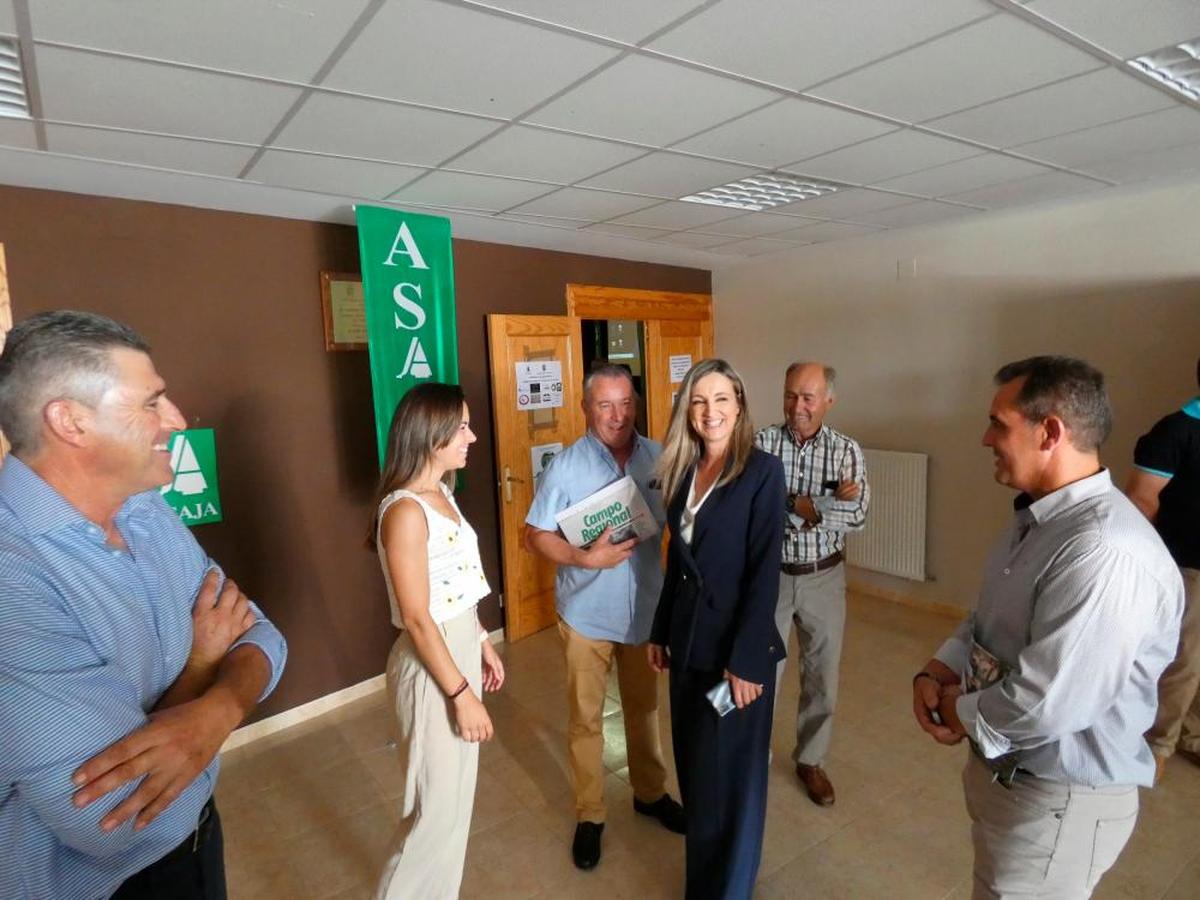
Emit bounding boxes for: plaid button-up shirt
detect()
[755,423,869,565]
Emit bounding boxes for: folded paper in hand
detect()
[554,475,658,547]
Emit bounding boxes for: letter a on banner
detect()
[356,206,460,465]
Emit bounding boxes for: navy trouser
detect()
[112,800,226,900]
[670,665,774,900]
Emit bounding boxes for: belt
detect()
[781,551,843,577]
[158,798,216,865]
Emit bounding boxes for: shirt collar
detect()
[1015,468,1112,526]
[0,455,153,537]
[783,423,826,448]
[585,429,646,464]
[1182,397,1200,420]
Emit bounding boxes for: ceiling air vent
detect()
[0,37,31,119]
[680,172,837,212]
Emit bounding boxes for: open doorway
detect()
[581,318,648,436]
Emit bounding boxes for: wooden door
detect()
[644,318,714,443]
[487,315,585,641]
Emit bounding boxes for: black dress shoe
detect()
[633,794,686,834]
[572,821,604,870]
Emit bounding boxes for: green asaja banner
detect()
[355,205,460,465]
[161,428,222,526]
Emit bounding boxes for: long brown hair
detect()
[657,358,755,504]
[365,382,466,550]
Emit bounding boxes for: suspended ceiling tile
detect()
[496,212,590,228]
[611,200,744,229]
[246,149,425,199]
[506,186,655,219]
[847,200,979,228]
[792,130,982,184]
[706,236,800,256]
[527,54,778,146]
[37,47,303,144]
[674,98,897,169]
[45,124,255,177]
[926,68,1177,149]
[1013,106,1200,168]
[28,0,371,82]
[1081,141,1200,183]
[654,231,736,250]
[582,222,676,241]
[0,118,38,149]
[581,152,757,199]
[1024,0,1200,58]
[768,187,914,219]
[811,15,1101,123]
[390,171,556,213]
[944,170,1104,207]
[648,0,994,91]
[474,0,705,44]
[449,125,645,184]
[697,212,810,238]
[273,93,498,167]
[771,220,885,243]
[323,0,617,118]
[874,153,1051,196]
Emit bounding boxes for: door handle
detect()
[503,466,526,503]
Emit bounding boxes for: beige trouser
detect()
[1148,567,1200,757]
[963,754,1138,900]
[773,563,847,766]
[376,609,482,900]
[558,618,667,823]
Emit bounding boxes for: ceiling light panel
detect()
[681,173,838,212]
[0,37,30,120]
[1129,39,1200,101]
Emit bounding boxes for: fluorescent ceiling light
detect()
[681,172,837,211]
[0,38,30,120]
[1128,38,1200,102]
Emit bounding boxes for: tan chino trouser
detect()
[558,618,668,823]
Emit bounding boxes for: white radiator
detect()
[846,449,928,581]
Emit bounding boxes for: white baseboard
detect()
[220,626,506,753]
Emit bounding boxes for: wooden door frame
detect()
[0,244,11,459]
[565,284,712,322]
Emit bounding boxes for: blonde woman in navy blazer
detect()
[648,358,786,900]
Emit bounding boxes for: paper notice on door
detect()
[669,354,693,383]
[531,442,563,482]
[516,360,563,410]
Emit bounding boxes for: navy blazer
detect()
[650,448,787,685]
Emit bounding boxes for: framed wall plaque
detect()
[319,271,367,351]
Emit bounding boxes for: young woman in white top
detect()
[365,382,505,900]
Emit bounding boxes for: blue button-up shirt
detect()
[526,432,665,643]
[0,457,287,900]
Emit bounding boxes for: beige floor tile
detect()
[219,592,1200,899]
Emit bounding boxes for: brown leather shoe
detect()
[797,764,835,806]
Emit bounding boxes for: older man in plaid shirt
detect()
[755,361,869,806]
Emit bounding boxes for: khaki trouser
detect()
[558,618,667,823]
[376,609,481,900]
[773,563,847,767]
[963,754,1138,900]
[1148,567,1200,757]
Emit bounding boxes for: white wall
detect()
[715,175,1200,611]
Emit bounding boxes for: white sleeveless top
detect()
[376,484,490,628]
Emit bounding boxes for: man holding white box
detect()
[525,364,683,871]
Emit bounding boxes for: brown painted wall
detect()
[0,185,711,718]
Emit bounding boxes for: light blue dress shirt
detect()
[526,431,666,644]
[936,469,1183,788]
[0,456,288,899]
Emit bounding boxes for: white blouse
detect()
[679,473,716,545]
[376,484,490,628]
